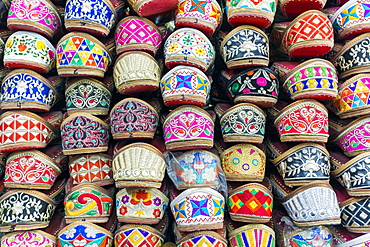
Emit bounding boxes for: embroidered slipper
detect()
[329,74,370,119]
[64,0,116,37]
[331,33,370,79]
[280,58,338,101]
[266,137,330,186]
[112,142,166,188]
[331,150,370,196]
[219,67,279,108]
[278,10,334,59]
[274,99,329,143]
[331,0,370,40]
[333,116,370,157]
[219,103,266,143]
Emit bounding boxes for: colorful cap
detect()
[220,144,266,182]
[163,105,214,151]
[220,67,279,108]
[7,0,61,39]
[163,28,215,72]
[0,110,58,153]
[64,183,113,224]
[56,32,111,77]
[65,77,112,115]
[69,153,113,186]
[175,0,222,37]
[1,69,59,112]
[4,149,62,190]
[274,99,329,143]
[61,113,110,155]
[58,221,113,247]
[110,98,159,140]
[115,16,162,56]
[116,187,169,224]
[4,31,55,73]
[161,65,211,107]
[171,188,225,232]
[65,0,117,37]
[281,58,338,101]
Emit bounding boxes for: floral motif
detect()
[164,28,215,71]
[336,156,370,191]
[4,31,56,71]
[0,191,56,228]
[153,209,161,218]
[167,42,180,53]
[181,167,198,183]
[131,190,152,206]
[119,206,128,215]
[116,188,168,223]
[274,145,330,184]
[333,36,370,75]
[153,197,161,206]
[121,195,130,204]
[223,28,268,62]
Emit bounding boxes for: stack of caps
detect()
[2,0,370,245]
[0,0,67,244]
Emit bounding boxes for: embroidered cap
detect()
[113,51,161,95]
[220,143,266,182]
[163,105,214,151]
[170,188,225,232]
[64,0,117,37]
[110,98,159,140]
[221,26,269,69]
[161,65,211,107]
[112,142,166,188]
[116,187,169,224]
[64,183,113,224]
[163,28,215,72]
